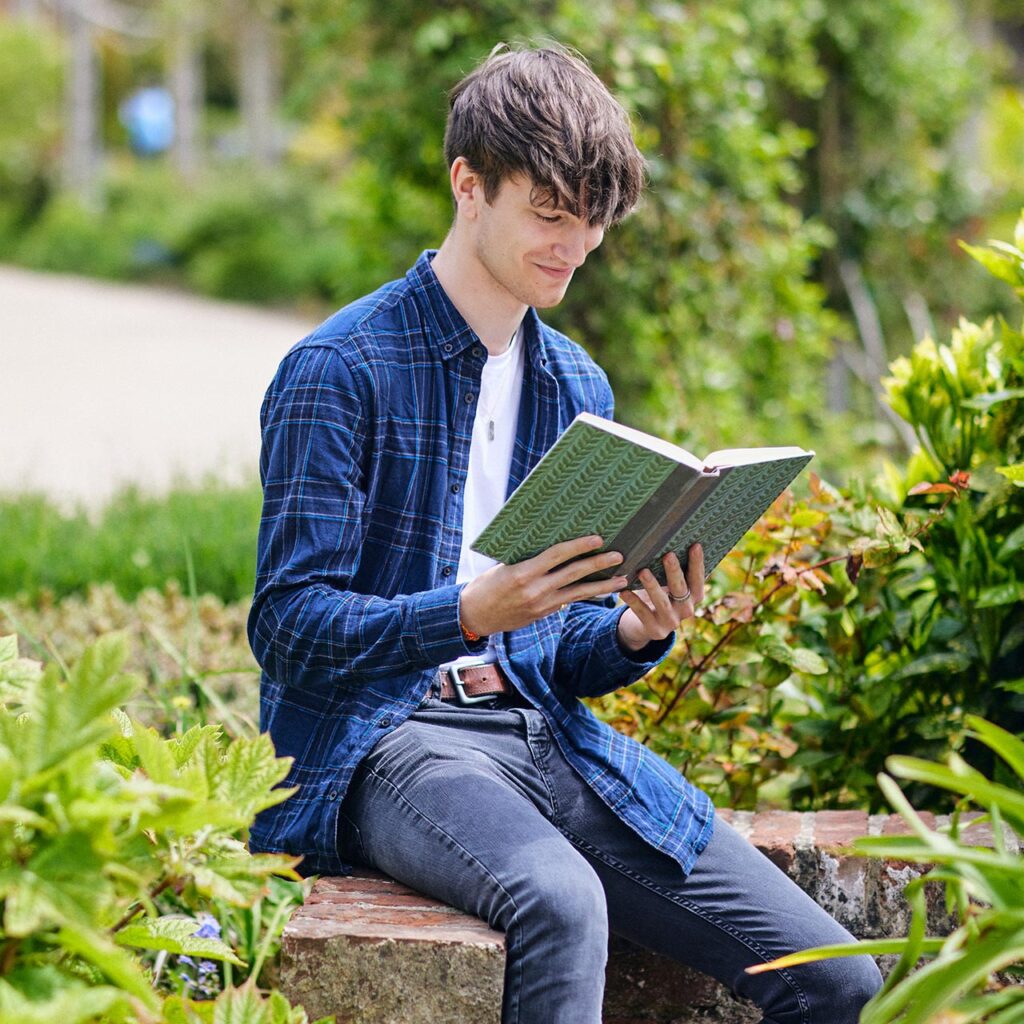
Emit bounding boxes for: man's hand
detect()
[460,535,628,637]
[616,545,705,652]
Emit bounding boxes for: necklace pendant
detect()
[487,419,495,442]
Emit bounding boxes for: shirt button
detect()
[378,717,392,728]
[441,566,453,577]
[472,346,484,358]
[451,483,460,494]
[328,789,339,801]
[465,392,476,403]
[444,343,453,352]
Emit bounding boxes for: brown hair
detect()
[444,44,645,227]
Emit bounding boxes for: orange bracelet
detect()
[461,621,484,644]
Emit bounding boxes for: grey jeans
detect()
[338,694,882,1024]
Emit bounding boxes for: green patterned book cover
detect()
[470,413,813,584]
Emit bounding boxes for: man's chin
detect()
[529,283,572,309]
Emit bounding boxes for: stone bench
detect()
[279,810,1010,1024]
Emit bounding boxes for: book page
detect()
[576,413,706,472]
[703,446,813,470]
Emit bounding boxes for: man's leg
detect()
[577,813,883,1024]
[532,712,884,1024]
[339,698,611,1024]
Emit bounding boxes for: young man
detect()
[248,45,882,1024]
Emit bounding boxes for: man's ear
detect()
[450,156,484,221]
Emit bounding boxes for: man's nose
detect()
[556,222,604,267]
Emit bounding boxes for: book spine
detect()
[583,464,714,584]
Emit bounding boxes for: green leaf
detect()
[891,651,971,679]
[998,522,1024,559]
[0,832,109,935]
[789,648,828,675]
[863,925,1024,1024]
[995,463,1024,486]
[20,636,137,780]
[212,734,296,819]
[0,967,127,1024]
[746,937,944,974]
[977,581,1024,609]
[960,388,1024,411]
[887,755,1024,833]
[965,716,1024,785]
[211,984,270,1024]
[961,241,1024,287]
[190,841,300,903]
[116,916,245,966]
[55,923,160,1011]
[0,636,17,663]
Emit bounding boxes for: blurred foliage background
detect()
[2,0,1022,804]
[2,0,1022,466]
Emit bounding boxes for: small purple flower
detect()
[193,913,221,940]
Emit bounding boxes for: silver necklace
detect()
[478,329,519,442]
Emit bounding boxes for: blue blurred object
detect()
[119,86,175,156]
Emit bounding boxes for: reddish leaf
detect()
[846,553,863,584]
[908,481,957,495]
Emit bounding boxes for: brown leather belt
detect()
[437,662,514,704]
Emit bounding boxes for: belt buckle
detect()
[448,663,498,706]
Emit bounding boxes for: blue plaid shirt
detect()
[248,251,714,876]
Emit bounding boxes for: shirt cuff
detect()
[409,583,488,664]
[604,604,675,672]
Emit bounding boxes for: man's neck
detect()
[431,236,526,356]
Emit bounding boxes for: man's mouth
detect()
[536,264,574,281]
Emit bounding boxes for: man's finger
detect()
[560,575,629,606]
[687,544,706,604]
[663,551,689,600]
[547,549,624,588]
[532,534,606,572]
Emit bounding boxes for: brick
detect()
[881,811,937,835]
[747,810,804,874]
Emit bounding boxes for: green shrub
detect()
[0,632,328,1022]
[751,716,1024,1023]
[590,216,1024,812]
[789,220,1024,805]
[14,193,136,278]
[0,17,63,254]
[168,174,321,303]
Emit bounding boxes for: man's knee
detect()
[515,853,608,947]
[797,952,883,1024]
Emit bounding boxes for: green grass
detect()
[0,481,263,603]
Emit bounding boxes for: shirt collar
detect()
[407,250,551,372]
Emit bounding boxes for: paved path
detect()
[1,265,317,511]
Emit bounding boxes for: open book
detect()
[471,413,814,584]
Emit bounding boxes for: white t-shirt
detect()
[441,323,525,673]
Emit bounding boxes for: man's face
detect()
[470,174,605,309]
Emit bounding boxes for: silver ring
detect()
[669,589,691,604]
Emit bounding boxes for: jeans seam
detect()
[558,823,812,1024]
[520,720,560,820]
[363,766,527,1024]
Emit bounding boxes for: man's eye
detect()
[535,213,561,224]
